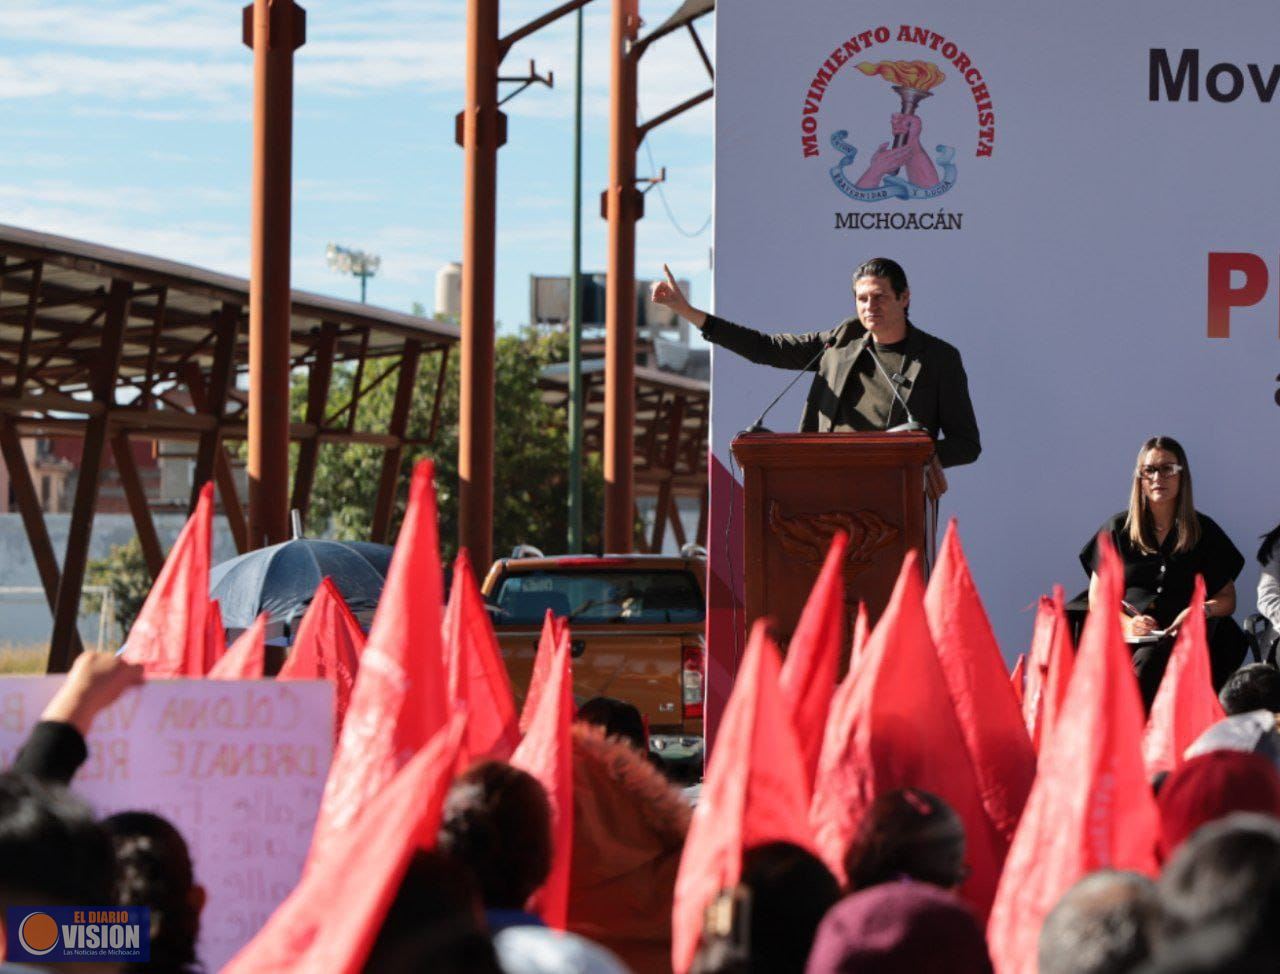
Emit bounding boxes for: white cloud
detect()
[0,200,248,276]
[0,0,714,128]
[0,181,163,213]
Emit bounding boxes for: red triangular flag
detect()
[1010,655,1027,709]
[925,521,1036,852]
[810,552,1002,921]
[672,621,816,974]
[208,613,266,679]
[819,604,871,785]
[779,532,847,790]
[1037,587,1075,757]
[850,601,869,664]
[223,711,467,974]
[1143,576,1224,777]
[123,482,215,677]
[445,550,520,762]
[310,460,450,859]
[987,534,1159,974]
[521,610,568,734]
[1022,598,1054,744]
[511,627,574,930]
[206,599,226,672]
[279,578,365,743]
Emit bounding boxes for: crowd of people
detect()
[4,649,1280,972]
[3,444,1280,974]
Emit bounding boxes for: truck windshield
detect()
[491,569,704,624]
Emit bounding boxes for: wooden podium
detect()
[730,431,938,647]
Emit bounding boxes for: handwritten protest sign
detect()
[0,677,333,971]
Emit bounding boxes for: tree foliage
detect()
[303,325,604,565]
[85,536,151,636]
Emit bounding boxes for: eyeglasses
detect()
[1137,463,1183,480]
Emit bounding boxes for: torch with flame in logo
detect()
[855,61,946,167]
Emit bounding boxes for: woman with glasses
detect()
[1079,435,1246,709]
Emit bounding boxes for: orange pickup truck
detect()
[481,549,706,758]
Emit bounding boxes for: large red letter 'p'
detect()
[1207,253,1268,338]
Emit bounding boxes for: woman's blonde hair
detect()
[1125,435,1199,554]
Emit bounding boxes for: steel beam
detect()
[290,321,337,519]
[48,279,130,672]
[244,0,305,550]
[370,341,422,543]
[110,431,166,579]
[427,345,450,442]
[649,394,685,552]
[668,496,688,547]
[141,286,168,408]
[189,304,240,512]
[184,358,249,556]
[14,261,43,394]
[603,0,641,552]
[0,416,82,665]
[458,0,502,576]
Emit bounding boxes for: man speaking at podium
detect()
[649,257,981,469]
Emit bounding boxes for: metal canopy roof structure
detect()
[541,359,708,553]
[0,224,455,399]
[0,223,458,669]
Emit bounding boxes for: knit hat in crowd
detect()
[1157,750,1280,861]
[804,880,993,974]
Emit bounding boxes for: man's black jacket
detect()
[702,313,981,468]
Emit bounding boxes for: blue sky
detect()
[1,0,714,332]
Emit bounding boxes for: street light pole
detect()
[568,6,585,553]
[326,243,381,304]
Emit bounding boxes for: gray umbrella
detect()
[209,537,392,640]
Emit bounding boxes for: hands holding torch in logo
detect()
[854,61,944,190]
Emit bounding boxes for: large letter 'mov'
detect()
[1150,49,1199,101]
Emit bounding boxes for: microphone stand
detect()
[865,340,926,433]
[741,339,834,434]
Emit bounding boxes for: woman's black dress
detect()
[1079,512,1247,709]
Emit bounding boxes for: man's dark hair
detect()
[0,772,114,906]
[576,696,648,753]
[436,761,552,910]
[1131,922,1278,973]
[844,788,966,892]
[853,257,909,297]
[1158,812,1280,957]
[1038,870,1161,974]
[739,842,841,974]
[1220,664,1280,715]
[104,811,201,974]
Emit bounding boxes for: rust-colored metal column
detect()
[243,0,305,549]
[458,0,503,575]
[603,0,641,552]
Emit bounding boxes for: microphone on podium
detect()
[741,337,836,434]
[865,341,927,433]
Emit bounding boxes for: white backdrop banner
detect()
[707,1,1280,738]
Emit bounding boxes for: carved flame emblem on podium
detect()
[768,501,899,585]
